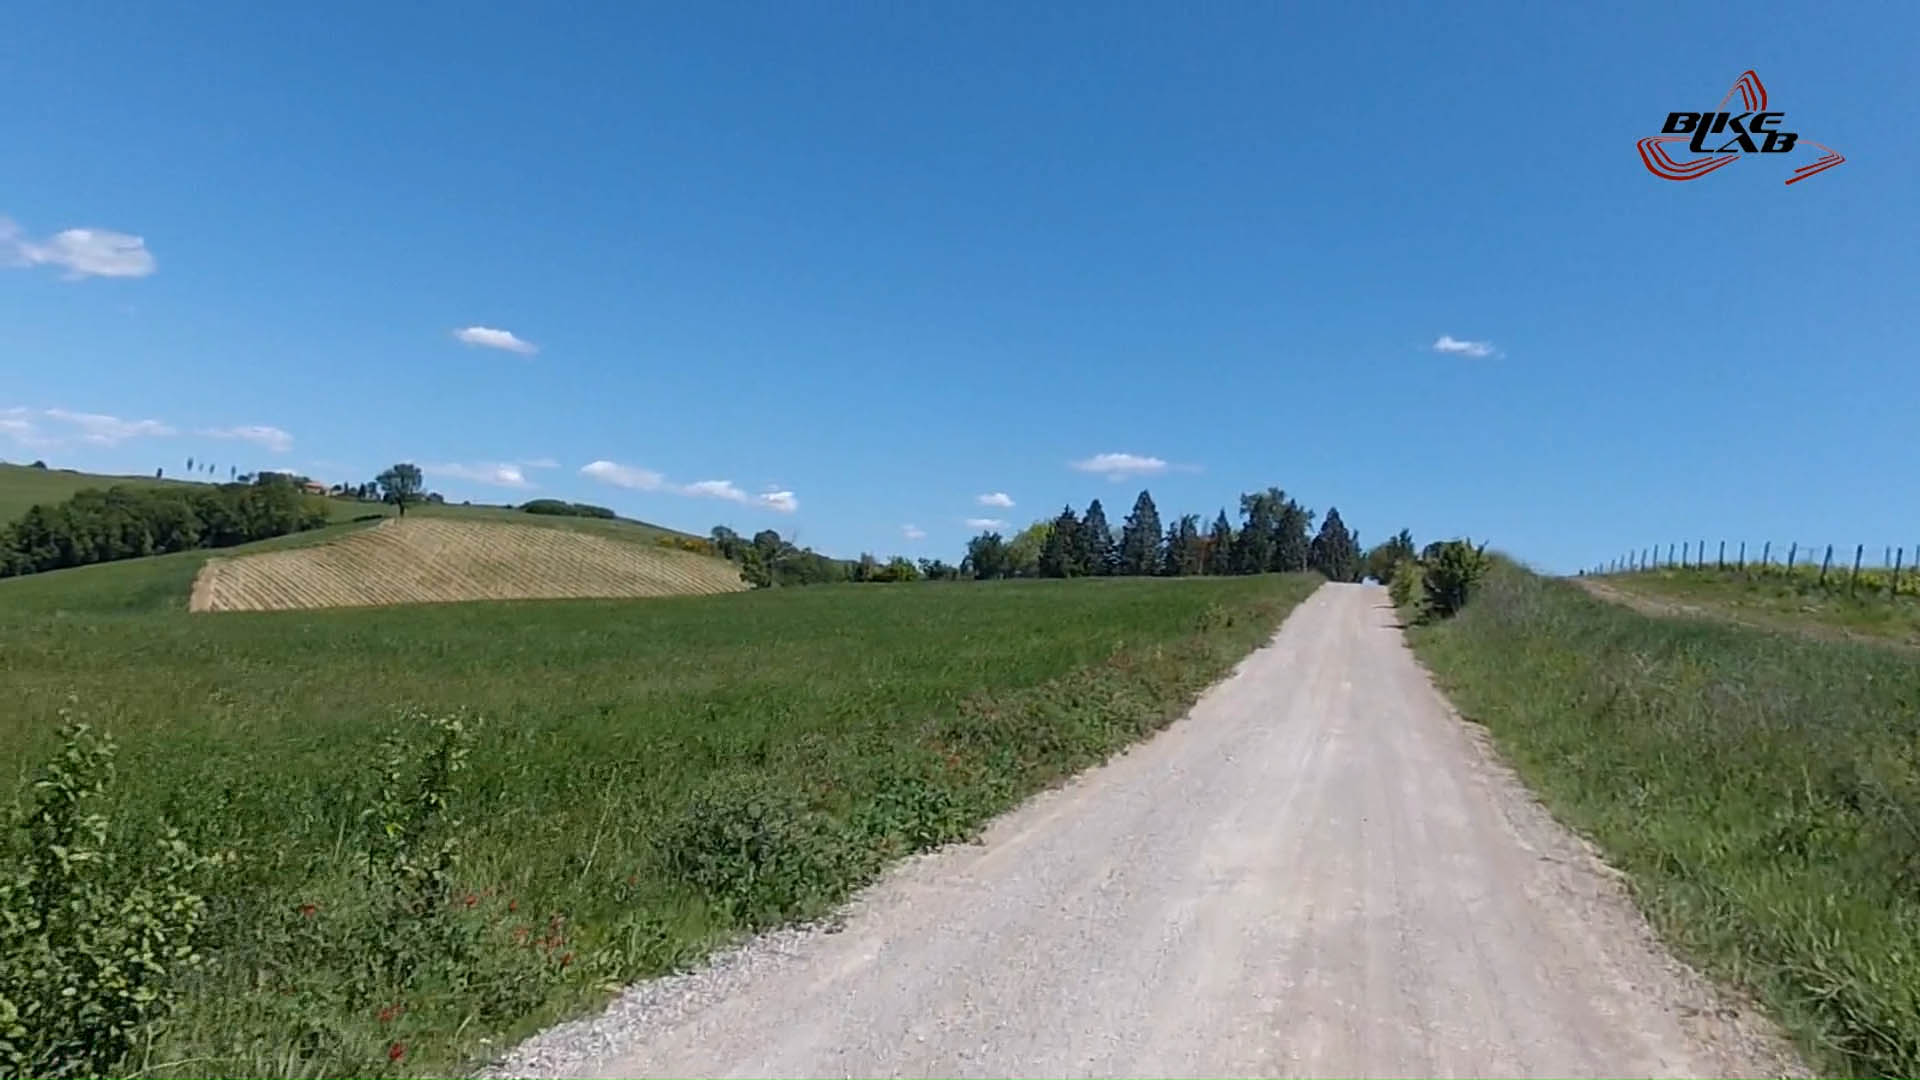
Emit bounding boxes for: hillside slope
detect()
[190,517,746,611]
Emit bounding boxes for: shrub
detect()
[658,779,853,928]
[1421,539,1491,618]
[1387,557,1422,609]
[0,712,227,1079]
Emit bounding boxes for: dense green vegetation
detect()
[518,498,616,520]
[1,555,1318,1078]
[0,477,332,578]
[961,486,1368,582]
[1410,563,1920,1076]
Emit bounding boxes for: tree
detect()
[1005,519,1053,578]
[1161,514,1203,576]
[1118,490,1163,575]
[1232,491,1277,573]
[964,532,1009,579]
[154,468,163,479]
[1081,499,1117,576]
[376,463,425,516]
[917,557,958,581]
[1364,529,1417,584]
[186,457,194,473]
[873,556,920,582]
[1038,506,1080,578]
[1308,506,1362,582]
[1204,511,1234,575]
[1271,492,1314,572]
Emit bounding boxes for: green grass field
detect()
[1411,563,1920,1076]
[2,545,1318,1077]
[1596,565,1920,648]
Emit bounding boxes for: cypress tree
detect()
[1308,506,1362,582]
[1205,511,1235,574]
[1118,489,1163,575]
[1081,498,1117,576]
[1040,505,1079,578]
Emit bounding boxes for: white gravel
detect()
[481,583,1804,1079]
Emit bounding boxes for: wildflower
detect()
[377,1003,404,1025]
[388,1042,406,1062]
[463,892,479,908]
[298,903,318,918]
[559,951,573,968]
[508,899,518,912]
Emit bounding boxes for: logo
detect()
[1637,70,1844,185]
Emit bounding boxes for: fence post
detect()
[1819,544,1832,586]
[1738,540,1746,572]
[1892,546,1903,599]
[1851,543,1863,595]
[1762,540,1771,568]
[1682,541,1690,568]
[1718,540,1725,570]
[1667,543,1675,567]
[1789,542,1798,572]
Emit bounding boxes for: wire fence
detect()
[1586,541,1920,599]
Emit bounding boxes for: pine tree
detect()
[1308,506,1362,582]
[1161,514,1203,576]
[1040,505,1080,578]
[1081,499,1117,576]
[1204,511,1234,574]
[1118,489,1163,575]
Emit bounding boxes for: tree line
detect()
[705,487,1423,589]
[0,476,332,578]
[959,488,1369,582]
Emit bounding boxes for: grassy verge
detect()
[1409,562,1920,1076]
[1603,566,1920,648]
[2,570,1318,1077]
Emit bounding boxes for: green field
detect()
[2,542,1318,1077]
[1410,563,1920,1076]
[0,462,200,523]
[1593,565,1920,648]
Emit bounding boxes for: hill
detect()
[1576,565,1920,649]
[0,461,193,523]
[191,517,746,611]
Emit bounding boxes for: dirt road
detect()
[493,583,1797,1079]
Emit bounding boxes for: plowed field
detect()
[188,518,746,611]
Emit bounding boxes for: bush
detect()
[1387,557,1422,609]
[1421,539,1491,618]
[0,712,227,1079]
[658,779,855,928]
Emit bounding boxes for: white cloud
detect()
[964,517,1008,529]
[3,218,157,279]
[976,492,1015,508]
[1070,452,1170,480]
[453,326,539,356]
[519,457,560,470]
[580,459,798,513]
[201,424,294,453]
[902,524,927,540]
[43,408,176,445]
[427,462,537,490]
[1432,334,1496,358]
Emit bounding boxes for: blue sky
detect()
[4,2,1913,572]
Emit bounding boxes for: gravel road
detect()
[488,583,1800,1079]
